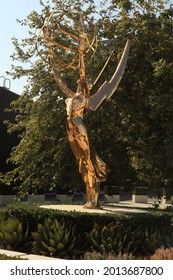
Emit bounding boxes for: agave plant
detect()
[0,216,28,250]
[32,218,77,257]
[87,223,118,254]
[115,219,173,257]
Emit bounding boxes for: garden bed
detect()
[0,203,173,260]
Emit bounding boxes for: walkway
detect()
[0,249,61,260]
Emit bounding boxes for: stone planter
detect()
[132,187,148,203]
[72,193,84,204]
[161,196,173,204]
[45,193,57,201]
[56,194,73,204]
[0,195,16,206]
[27,195,45,203]
[104,186,120,204]
[132,194,148,203]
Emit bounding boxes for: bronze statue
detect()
[37,10,130,208]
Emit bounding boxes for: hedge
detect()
[7,203,128,234]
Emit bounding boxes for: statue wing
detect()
[87,40,131,111]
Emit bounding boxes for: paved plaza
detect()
[40,200,169,214]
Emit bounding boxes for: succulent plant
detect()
[32,218,77,257]
[82,251,143,260]
[0,216,28,250]
[115,220,173,257]
[87,220,173,257]
[87,223,118,254]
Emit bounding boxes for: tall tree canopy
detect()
[1,0,173,197]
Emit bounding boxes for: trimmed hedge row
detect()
[7,203,128,234]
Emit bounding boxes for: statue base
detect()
[83,202,102,209]
[83,206,103,210]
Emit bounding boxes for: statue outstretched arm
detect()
[49,55,75,98]
[87,40,131,111]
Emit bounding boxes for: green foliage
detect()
[7,203,123,255]
[83,250,143,260]
[2,0,136,196]
[32,218,77,258]
[0,254,27,260]
[0,0,172,197]
[87,222,118,253]
[99,0,173,191]
[104,186,120,196]
[117,222,161,256]
[16,1,173,194]
[87,213,173,257]
[114,214,173,256]
[132,187,148,195]
[0,215,29,251]
[3,203,173,258]
[7,203,123,234]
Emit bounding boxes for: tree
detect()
[99,0,173,194]
[3,0,134,196]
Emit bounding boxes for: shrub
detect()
[87,222,118,254]
[0,253,28,260]
[115,214,173,256]
[132,187,148,195]
[0,211,9,221]
[104,186,120,196]
[0,215,29,251]
[7,203,119,231]
[6,203,173,258]
[87,214,173,257]
[83,251,143,260]
[87,219,155,257]
[115,220,159,256]
[7,203,126,251]
[32,218,77,258]
[150,247,173,260]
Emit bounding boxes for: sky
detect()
[0,0,102,95]
[0,0,45,94]
[0,0,172,95]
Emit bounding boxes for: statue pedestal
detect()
[104,194,120,203]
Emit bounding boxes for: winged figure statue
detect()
[39,11,131,208]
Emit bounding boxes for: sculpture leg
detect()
[94,182,100,207]
[83,175,101,209]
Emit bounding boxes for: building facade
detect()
[0,86,19,193]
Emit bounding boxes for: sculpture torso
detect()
[65,93,87,120]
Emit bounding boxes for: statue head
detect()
[86,79,93,92]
